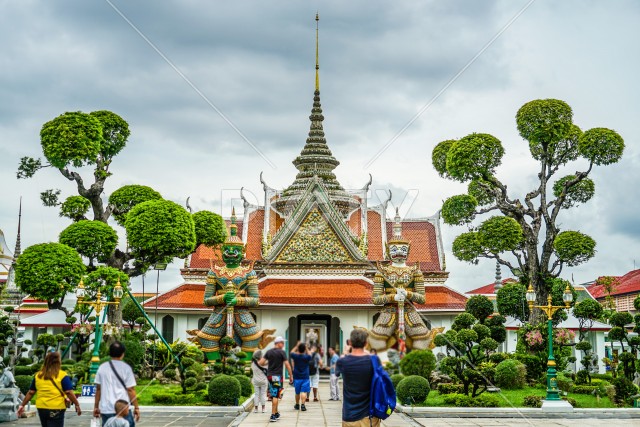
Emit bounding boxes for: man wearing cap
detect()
[260,336,293,422]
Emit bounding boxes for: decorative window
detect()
[162,315,174,344]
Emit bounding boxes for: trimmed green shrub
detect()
[184,377,198,389]
[471,393,500,407]
[572,385,597,395]
[61,358,75,366]
[494,359,526,389]
[14,366,36,376]
[612,377,637,404]
[513,353,544,382]
[575,370,589,385]
[233,374,253,397]
[151,392,176,404]
[396,375,430,405]
[489,352,510,364]
[185,370,198,379]
[523,395,542,408]
[195,381,207,391]
[208,375,241,406]
[590,373,613,381]
[399,350,436,379]
[556,374,573,393]
[437,383,464,395]
[443,393,470,407]
[390,374,405,389]
[564,397,578,407]
[163,369,177,380]
[14,375,33,395]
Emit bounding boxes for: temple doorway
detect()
[287,314,341,354]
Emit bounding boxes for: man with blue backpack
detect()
[336,329,396,426]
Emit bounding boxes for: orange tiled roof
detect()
[587,270,640,299]
[143,280,466,310]
[386,221,441,271]
[467,278,518,295]
[366,210,384,260]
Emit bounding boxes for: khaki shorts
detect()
[342,417,381,427]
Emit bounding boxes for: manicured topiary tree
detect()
[208,375,242,406]
[396,375,430,405]
[390,374,405,389]
[494,359,526,389]
[233,374,253,397]
[432,99,624,322]
[59,220,118,266]
[399,349,436,379]
[465,295,495,324]
[193,210,227,248]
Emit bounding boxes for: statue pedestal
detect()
[0,388,20,422]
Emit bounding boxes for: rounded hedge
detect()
[390,374,405,389]
[14,375,33,395]
[208,374,242,405]
[233,374,253,397]
[396,375,430,405]
[494,359,526,389]
[399,350,436,379]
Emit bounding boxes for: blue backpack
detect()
[370,355,396,420]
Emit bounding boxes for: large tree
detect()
[432,99,624,321]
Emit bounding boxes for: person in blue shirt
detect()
[336,329,379,426]
[328,347,340,401]
[289,342,312,411]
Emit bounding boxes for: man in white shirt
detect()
[93,342,140,427]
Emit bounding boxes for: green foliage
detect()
[122,339,145,373]
[151,392,176,404]
[192,210,227,248]
[612,377,637,404]
[442,392,500,407]
[89,110,130,159]
[108,184,163,227]
[452,232,482,263]
[184,377,198,389]
[513,354,544,382]
[445,133,504,182]
[575,341,592,352]
[578,127,625,166]
[122,298,143,329]
[522,395,543,408]
[516,99,573,157]
[489,352,510,365]
[572,385,598,395]
[465,295,494,323]
[15,242,85,304]
[441,195,477,225]
[390,374,405,389]
[553,231,596,266]
[14,366,37,376]
[477,216,522,253]
[208,375,242,405]
[125,199,196,268]
[163,369,177,380]
[468,178,495,206]
[14,375,33,395]
[556,374,573,393]
[496,282,529,323]
[40,111,103,169]
[573,299,603,324]
[609,312,633,328]
[17,156,42,179]
[431,139,456,177]
[494,359,526,389]
[59,220,118,263]
[396,375,430,405]
[553,176,595,208]
[399,350,436,379]
[437,383,464,395]
[59,196,91,221]
[233,374,253,397]
[83,266,129,299]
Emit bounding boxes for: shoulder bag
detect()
[49,378,72,408]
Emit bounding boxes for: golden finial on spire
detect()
[315,12,320,92]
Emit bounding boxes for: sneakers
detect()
[275,412,281,419]
[269,415,277,422]
[301,404,307,411]
[294,404,300,410]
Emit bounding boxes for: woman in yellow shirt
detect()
[17,352,81,426]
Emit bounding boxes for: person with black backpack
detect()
[308,345,323,402]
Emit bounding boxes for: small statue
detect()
[0,363,20,422]
[188,209,274,361]
[306,329,319,346]
[369,209,431,354]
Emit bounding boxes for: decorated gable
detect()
[276,209,355,263]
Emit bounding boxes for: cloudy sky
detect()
[1,0,639,294]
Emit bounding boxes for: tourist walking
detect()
[308,345,323,401]
[328,347,340,401]
[103,400,130,427]
[251,350,268,413]
[259,336,293,422]
[17,352,81,426]
[93,342,140,427]
[336,329,379,426]
[290,342,312,411]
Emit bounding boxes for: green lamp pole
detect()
[76,278,124,383]
[526,284,573,401]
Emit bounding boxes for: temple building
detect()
[144,20,468,353]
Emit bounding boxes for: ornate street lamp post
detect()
[76,278,124,382]
[526,284,573,401]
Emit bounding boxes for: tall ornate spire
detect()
[275,14,358,217]
[392,208,402,240]
[225,206,243,246]
[315,12,320,92]
[13,197,22,259]
[494,261,503,291]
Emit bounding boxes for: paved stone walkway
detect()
[238,381,412,426]
[5,410,236,426]
[412,420,640,426]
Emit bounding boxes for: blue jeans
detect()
[102,412,135,427]
[36,409,65,427]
